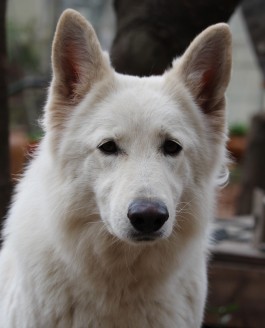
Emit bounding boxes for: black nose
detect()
[127,199,169,234]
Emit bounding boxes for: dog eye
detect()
[162,139,182,156]
[98,140,119,155]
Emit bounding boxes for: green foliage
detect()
[7,20,40,73]
[27,130,44,143]
[207,303,239,326]
[229,123,248,137]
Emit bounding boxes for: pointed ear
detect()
[51,9,111,103]
[168,23,232,131]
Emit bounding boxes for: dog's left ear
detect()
[168,23,232,131]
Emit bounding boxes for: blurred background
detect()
[1,0,265,326]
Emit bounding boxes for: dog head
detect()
[43,9,231,245]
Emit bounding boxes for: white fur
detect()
[0,9,231,328]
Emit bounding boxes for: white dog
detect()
[0,9,231,328]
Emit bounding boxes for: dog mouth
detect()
[128,231,163,243]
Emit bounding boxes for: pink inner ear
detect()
[197,67,218,114]
[62,44,81,98]
[201,67,215,90]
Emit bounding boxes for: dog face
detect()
[43,10,231,245]
[75,79,190,242]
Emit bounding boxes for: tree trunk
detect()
[111,0,241,76]
[236,0,265,214]
[0,0,11,233]
[237,114,265,215]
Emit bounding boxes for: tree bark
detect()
[111,0,241,76]
[237,114,265,215]
[0,0,11,232]
[236,0,265,214]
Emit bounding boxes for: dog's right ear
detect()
[51,9,111,104]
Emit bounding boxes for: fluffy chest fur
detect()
[0,215,206,328]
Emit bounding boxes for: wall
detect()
[227,8,263,126]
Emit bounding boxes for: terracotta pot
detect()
[9,129,28,178]
[227,135,247,162]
